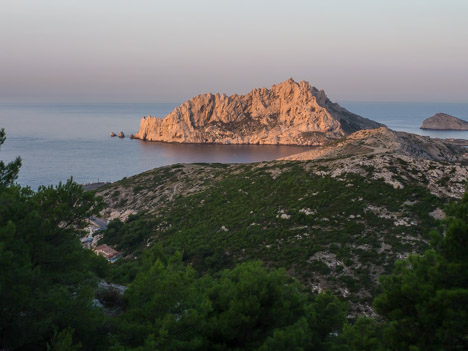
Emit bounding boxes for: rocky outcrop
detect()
[134,79,382,146]
[282,127,467,163]
[420,113,468,130]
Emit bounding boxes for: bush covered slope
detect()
[97,154,467,314]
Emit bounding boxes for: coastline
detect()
[3,101,468,189]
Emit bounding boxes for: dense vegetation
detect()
[0,129,108,350]
[112,255,347,351]
[1,129,467,350]
[102,162,444,313]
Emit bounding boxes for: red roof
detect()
[94,244,120,259]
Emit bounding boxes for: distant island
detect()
[420,112,468,130]
[134,79,383,146]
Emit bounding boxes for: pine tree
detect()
[0,129,108,349]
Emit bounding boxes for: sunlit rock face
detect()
[135,79,382,145]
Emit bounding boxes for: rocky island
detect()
[134,79,383,145]
[420,112,468,130]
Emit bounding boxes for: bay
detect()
[0,103,309,189]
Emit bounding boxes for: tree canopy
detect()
[0,129,108,350]
[0,128,21,187]
[372,189,468,350]
[113,253,347,351]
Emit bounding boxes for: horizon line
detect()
[1,100,468,105]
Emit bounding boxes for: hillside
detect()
[282,127,468,163]
[96,151,468,316]
[134,79,382,145]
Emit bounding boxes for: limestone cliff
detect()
[134,79,383,145]
[420,113,468,130]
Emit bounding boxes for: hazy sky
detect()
[1,0,467,103]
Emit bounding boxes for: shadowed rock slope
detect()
[282,127,468,163]
[135,79,382,145]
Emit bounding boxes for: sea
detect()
[1,101,468,189]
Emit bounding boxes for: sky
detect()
[1,0,467,103]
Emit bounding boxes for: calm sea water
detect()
[1,101,468,189]
[0,103,310,189]
[342,102,468,138]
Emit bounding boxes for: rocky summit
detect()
[134,79,383,146]
[420,112,468,130]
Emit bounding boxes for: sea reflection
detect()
[136,140,311,164]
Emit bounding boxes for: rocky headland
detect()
[420,112,468,130]
[134,79,382,146]
[282,126,468,163]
